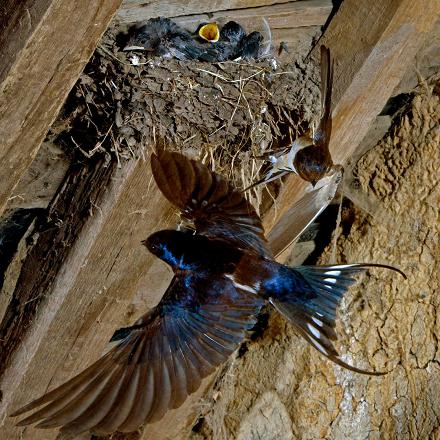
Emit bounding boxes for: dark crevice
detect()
[191,416,206,433]
[380,92,414,119]
[303,202,341,265]
[322,0,343,31]
[0,208,44,290]
[249,310,271,342]
[237,342,249,358]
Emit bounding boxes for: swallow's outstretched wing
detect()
[12,274,263,435]
[151,150,269,255]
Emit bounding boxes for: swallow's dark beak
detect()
[141,238,149,246]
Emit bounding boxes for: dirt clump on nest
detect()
[46,25,320,205]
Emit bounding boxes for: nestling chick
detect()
[124,17,204,60]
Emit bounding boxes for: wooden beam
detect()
[116,0,333,30]
[0,154,223,440]
[266,0,440,256]
[0,157,173,439]
[118,0,298,21]
[271,25,321,50]
[0,0,122,218]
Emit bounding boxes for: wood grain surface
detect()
[0,0,122,218]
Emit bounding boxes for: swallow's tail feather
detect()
[268,263,406,375]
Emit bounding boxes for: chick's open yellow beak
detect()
[198,23,220,42]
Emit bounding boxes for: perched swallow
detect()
[123,17,204,61]
[220,20,246,44]
[11,151,405,435]
[245,45,336,190]
[124,18,265,63]
[198,21,245,62]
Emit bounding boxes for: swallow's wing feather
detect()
[12,275,263,435]
[314,45,333,149]
[151,150,268,255]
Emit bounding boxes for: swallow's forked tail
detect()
[268,263,406,375]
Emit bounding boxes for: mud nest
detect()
[47,25,321,211]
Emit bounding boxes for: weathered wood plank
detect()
[266,0,440,256]
[0,151,218,440]
[118,0,298,21]
[271,26,321,55]
[117,0,333,30]
[0,157,116,380]
[0,0,122,218]
[0,157,175,439]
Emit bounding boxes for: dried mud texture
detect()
[188,85,440,440]
[49,25,320,194]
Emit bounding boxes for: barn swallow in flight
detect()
[11,151,405,435]
[245,45,336,190]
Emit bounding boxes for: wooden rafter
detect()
[116,0,333,51]
[117,0,332,26]
[0,0,122,218]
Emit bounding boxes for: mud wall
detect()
[188,85,440,440]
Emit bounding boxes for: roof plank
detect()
[0,0,122,218]
[117,0,333,30]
